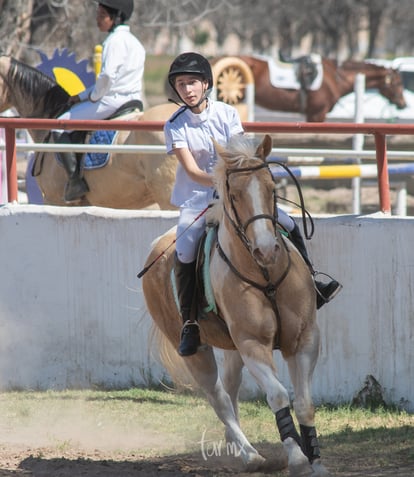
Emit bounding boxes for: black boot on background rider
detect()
[174,254,200,356]
[289,223,342,309]
[52,131,89,202]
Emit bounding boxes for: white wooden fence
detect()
[0,204,413,411]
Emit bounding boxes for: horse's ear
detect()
[211,137,228,158]
[255,134,273,160]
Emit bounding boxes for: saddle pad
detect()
[255,54,324,91]
[171,226,218,318]
[84,129,117,169]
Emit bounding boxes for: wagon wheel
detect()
[212,57,254,105]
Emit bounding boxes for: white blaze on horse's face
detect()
[247,173,279,266]
[380,69,407,109]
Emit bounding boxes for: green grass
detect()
[144,54,174,98]
[1,388,413,444]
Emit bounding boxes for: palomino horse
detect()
[0,53,179,209]
[142,135,329,476]
[236,55,406,121]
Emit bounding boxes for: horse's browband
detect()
[226,162,269,176]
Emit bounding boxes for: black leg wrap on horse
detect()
[275,407,301,447]
[300,424,321,463]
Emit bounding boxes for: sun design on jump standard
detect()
[36,48,96,95]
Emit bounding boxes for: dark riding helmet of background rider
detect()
[168,52,214,101]
[97,0,133,22]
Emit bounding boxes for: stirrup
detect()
[313,272,343,309]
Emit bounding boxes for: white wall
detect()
[0,204,413,411]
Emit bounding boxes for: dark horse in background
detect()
[236,55,406,121]
[0,52,179,209]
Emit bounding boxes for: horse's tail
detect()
[149,322,199,392]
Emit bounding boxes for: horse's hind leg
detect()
[287,326,330,477]
[184,346,266,471]
[221,349,244,422]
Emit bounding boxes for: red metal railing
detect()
[2,117,414,213]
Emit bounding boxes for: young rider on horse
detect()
[164,52,342,357]
[53,0,145,202]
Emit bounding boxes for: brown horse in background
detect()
[142,135,330,476]
[236,55,406,121]
[0,53,178,209]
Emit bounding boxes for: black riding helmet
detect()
[168,52,214,95]
[97,0,133,21]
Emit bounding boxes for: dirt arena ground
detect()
[1,435,413,476]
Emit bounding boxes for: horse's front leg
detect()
[238,341,315,477]
[184,346,266,471]
[286,325,331,477]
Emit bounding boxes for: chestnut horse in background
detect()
[237,55,406,121]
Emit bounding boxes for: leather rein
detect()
[215,162,291,349]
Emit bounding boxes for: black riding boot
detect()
[289,223,342,309]
[52,131,89,202]
[174,255,200,356]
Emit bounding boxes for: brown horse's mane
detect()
[8,56,69,118]
[340,59,388,72]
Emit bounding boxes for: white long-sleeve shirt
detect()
[79,25,145,103]
[164,99,244,208]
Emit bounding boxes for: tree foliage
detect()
[1,0,414,65]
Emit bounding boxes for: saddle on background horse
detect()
[32,100,143,176]
[64,99,144,169]
[278,51,319,90]
[259,52,323,91]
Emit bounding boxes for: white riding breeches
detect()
[277,207,295,232]
[175,207,207,264]
[175,205,295,264]
[54,93,140,134]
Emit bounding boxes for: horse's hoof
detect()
[289,463,313,477]
[311,459,331,476]
[244,453,266,472]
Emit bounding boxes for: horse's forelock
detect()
[216,135,259,167]
[213,135,263,194]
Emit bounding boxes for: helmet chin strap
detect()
[168,85,210,123]
[187,95,208,111]
[185,82,210,110]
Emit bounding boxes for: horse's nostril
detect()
[253,248,264,263]
[252,244,278,266]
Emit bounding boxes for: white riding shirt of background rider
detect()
[59,24,145,121]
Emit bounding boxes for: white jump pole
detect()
[352,73,366,214]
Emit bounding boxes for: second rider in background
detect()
[53,0,145,202]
